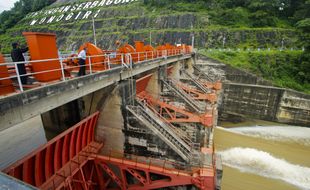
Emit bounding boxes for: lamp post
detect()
[92,17,97,46]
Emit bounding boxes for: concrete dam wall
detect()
[196,56,310,127]
[221,83,310,126]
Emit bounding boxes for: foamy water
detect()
[219,147,310,190]
[219,126,310,146]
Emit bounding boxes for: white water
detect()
[219,147,310,190]
[219,126,310,146]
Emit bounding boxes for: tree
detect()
[0,0,56,34]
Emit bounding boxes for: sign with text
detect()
[27,0,138,25]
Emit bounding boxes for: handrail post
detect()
[108,54,110,68]
[138,52,140,63]
[151,51,153,59]
[88,56,93,74]
[106,55,111,69]
[121,54,124,68]
[14,62,24,92]
[59,58,66,81]
[128,54,132,69]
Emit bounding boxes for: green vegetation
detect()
[0,0,55,34]
[141,0,309,93]
[200,49,310,93]
[0,0,308,93]
[143,0,309,28]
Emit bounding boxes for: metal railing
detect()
[162,79,203,113]
[136,99,192,146]
[127,103,192,161]
[100,149,196,174]
[182,70,211,93]
[0,49,190,95]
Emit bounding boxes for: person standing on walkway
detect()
[77,47,87,76]
[11,42,29,84]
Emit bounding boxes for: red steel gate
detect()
[3,111,215,190]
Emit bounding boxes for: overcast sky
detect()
[0,0,18,13]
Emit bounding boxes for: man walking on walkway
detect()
[11,42,29,84]
[78,47,87,76]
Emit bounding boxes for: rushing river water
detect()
[214,122,310,190]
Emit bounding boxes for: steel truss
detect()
[138,91,213,127]
[3,111,216,190]
[175,81,217,103]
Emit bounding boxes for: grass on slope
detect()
[200,49,310,94]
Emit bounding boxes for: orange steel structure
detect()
[203,81,222,91]
[23,32,62,82]
[167,65,174,75]
[79,42,107,71]
[4,112,100,187]
[74,41,187,70]
[175,81,217,103]
[3,111,216,190]
[136,73,153,94]
[143,44,156,59]
[133,41,145,62]
[0,53,14,95]
[1,32,217,189]
[0,31,194,96]
[137,91,213,127]
[91,153,215,190]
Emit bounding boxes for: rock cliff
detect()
[0,0,300,52]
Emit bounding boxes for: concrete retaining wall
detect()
[197,55,310,126]
[220,83,310,126]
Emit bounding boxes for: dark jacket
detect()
[11,47,29,84]
[11,47,28,62]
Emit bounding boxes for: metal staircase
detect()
[182,70,211,94]
[162,79,204,113]
[126,100,194,162]
[193,65,217,82]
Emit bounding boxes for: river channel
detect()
[215,120,310,190]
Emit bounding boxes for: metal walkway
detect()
[126,100,194,162]
[182,70,211,93]
[194,65,214,82]
[162,79,205,113]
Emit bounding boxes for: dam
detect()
[1,0,310,189]
[0,32,222,189]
